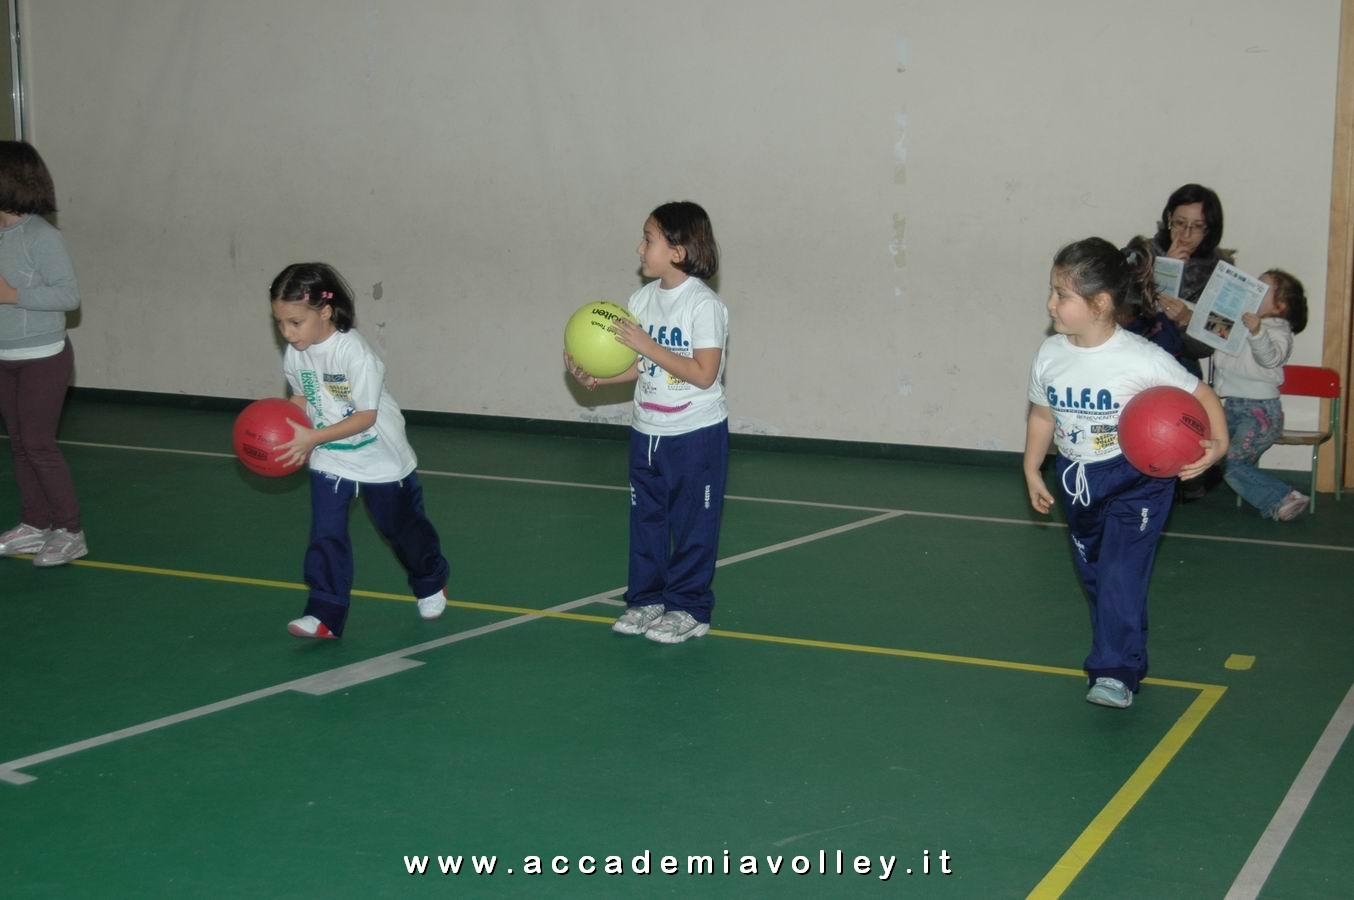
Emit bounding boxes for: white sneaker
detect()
[1275,491,1310,521]
[1086,677,1133,708]
[32,529,88,567]
[0,523,51,556]
[287,615,336,639]
[417,588,447,620]
[612,603,665,635]
[644,610,710,644]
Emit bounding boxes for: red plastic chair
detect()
[1275,365,1343,514]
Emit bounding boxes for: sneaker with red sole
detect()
[287,615,337,639]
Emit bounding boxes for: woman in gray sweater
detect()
[0,141,85,566]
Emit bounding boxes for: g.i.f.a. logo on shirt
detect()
[644,324,691,381]
[1046,386,1121,411]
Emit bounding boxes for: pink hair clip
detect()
[321,291,333,300]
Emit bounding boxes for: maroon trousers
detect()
[0,340,81,532]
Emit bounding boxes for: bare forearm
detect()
[643,346,721,389]
[1023,408,1055,477]
[1194,384,1228,454]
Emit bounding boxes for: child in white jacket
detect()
[1214,269,1309,520]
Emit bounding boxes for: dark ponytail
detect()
[1052,236,1156,318]
[1121,235,1158,319]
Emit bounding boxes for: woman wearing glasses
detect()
[1150,182,1231,499]
[1152,183,1231,330]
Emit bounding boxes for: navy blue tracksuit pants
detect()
[624,421,729,624]
[1055,454,1174,692]
[303,470,449,636]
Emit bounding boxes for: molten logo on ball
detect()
[1117,386,1210,478]
[564,301,639,378]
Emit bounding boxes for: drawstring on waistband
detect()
[328,474,360,497]
[1062,459,1090,507]
[647,434,661,467]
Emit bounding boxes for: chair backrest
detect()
[1280,365,1341,399]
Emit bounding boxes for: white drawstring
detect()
[647,434,660,466]
[1062,459,1091,507]
[328,475,359,497]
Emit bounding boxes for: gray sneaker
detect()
[612,603,665,635]
[32,529,88,567]
[0,523,52,556]
[1086,677,1133,708]
[644,610,710,644]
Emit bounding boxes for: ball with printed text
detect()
[232,398,311,478]
[565,301,639,378]
[1118,387,1209,478]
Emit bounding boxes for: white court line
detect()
[0,593,612,786]
[31,437,1354,553]
[0,513,898,785]
[589,512,902,607]
[1224,682,1354,900]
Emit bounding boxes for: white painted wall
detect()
[21,0,1342,466]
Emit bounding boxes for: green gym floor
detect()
[2,395,1352,898]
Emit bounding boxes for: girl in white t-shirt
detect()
[565,202,729,644]
[1024,237,1227,708]
[270,262,449,639]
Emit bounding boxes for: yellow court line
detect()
[1028,684,1227,898]
[59,554,1226,897]
[65,558,621,626]
[710,628,1222,692]
[71,557,311,592]
[62,557,1220,690]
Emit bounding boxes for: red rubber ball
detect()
[232,398,310,477]
[1118,386,1210,478]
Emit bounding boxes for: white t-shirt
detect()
[627,276,729,436]
[282,329,418,483]
[1028,328,1200,463]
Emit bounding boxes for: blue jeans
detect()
[1222,397,1291,518]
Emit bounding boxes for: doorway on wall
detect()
[1325,0,1354,491]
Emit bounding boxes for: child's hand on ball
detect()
[563,351,598,391]
[610,318,652,354]
[1178,437,1226,480]
[276,420,319,467]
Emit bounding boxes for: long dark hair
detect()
[1153,183,1224,257]
[269,262,356,332]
